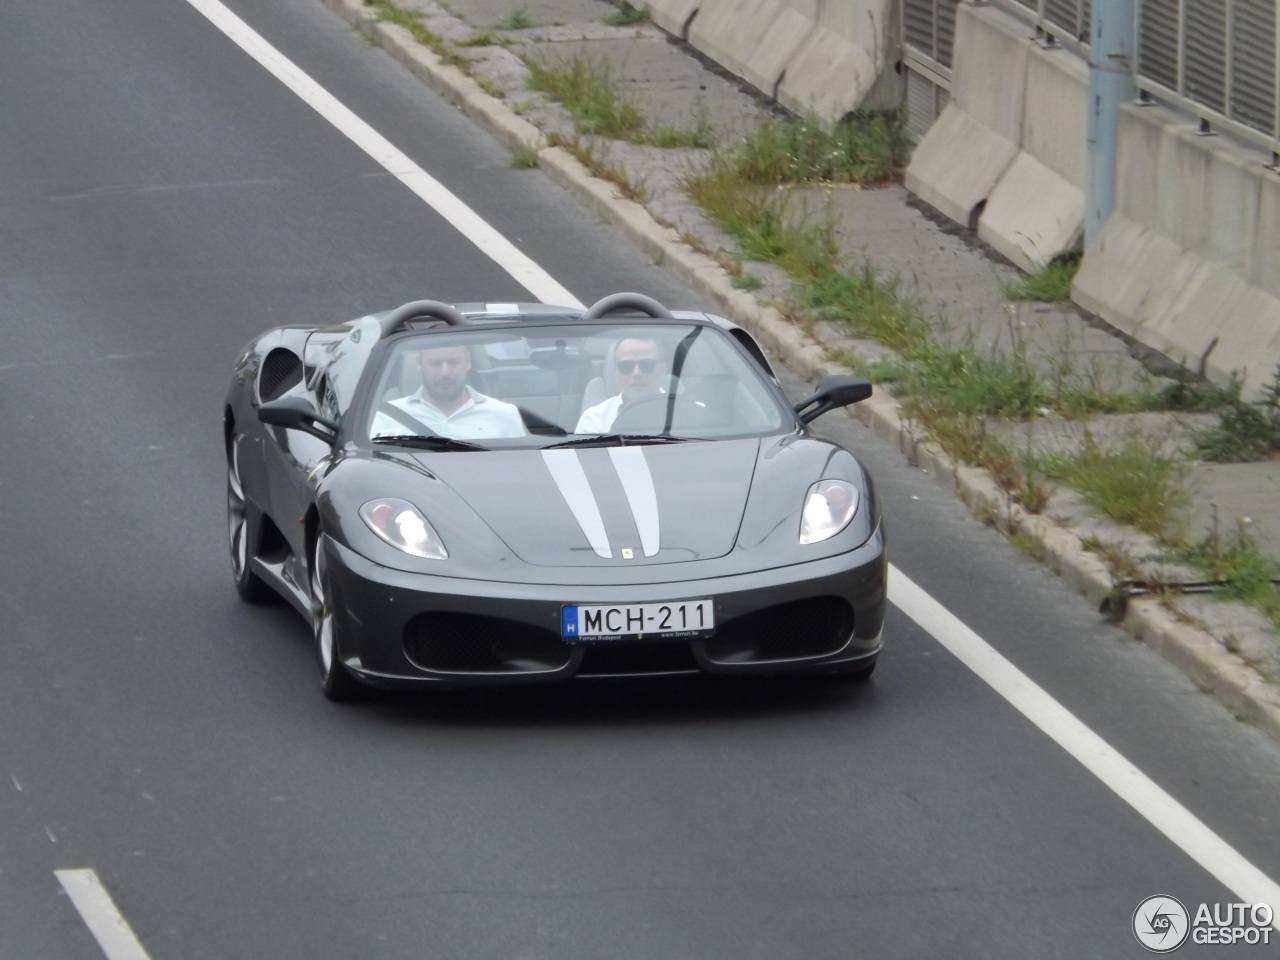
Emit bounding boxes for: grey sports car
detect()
[224,293,887,701]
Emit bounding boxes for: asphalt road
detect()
[3,0,1280,957]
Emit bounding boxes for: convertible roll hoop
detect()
[379,300,470,338]
[580,292,676,320]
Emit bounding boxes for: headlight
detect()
[359,498,448,559]
[799,480,859,544]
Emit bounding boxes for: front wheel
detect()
[227,434,272,603]
[310,535,362,702]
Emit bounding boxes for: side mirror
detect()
[258,397,339,444]
[793,375,873,425]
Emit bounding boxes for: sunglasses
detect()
[615,359,659,375]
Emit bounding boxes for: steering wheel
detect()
[609,393,702,432]
[580,292,675,320]
[378,300,469,338]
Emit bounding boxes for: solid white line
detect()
[181,0,583,310]
[56,869,153,960]
[890,565,1280,926]
[183,0,1280,924]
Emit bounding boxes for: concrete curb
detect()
[324,0,1280,747]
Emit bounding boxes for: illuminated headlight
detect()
[359,499,448,559]
[799,480,859,544]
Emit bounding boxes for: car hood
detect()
[414,440,762,567]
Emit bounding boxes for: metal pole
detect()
[1085,0,1138,244]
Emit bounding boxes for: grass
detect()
[495,7,534,29]
[525,54,713,147]
[603,1,650,25]
[1169,522,1280,631]
[510,142,540,168]
[548,133,648,202]
[1035,431,1192,538]
[458,30,500,47]
[1194,365,1280,462]
[724,112,911,185]
[1002,253,1081,302]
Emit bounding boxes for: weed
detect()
[725,111,911,185]
[510,142,540,168]
[603,1,650,25]
[1167,518,1280,630]
[475,73,505,98]
[553,134,648,202]
[1194,365,1280,462]
[525,53,647,139]
[1002,253,1081,302]
[525,54,713,148]
[365,0,447,52]
[1080,536,1145,582]
[496,7,534,29]
[1036,430,1191,539]
[459,30,499,46]
[684,162,840,279]
[731,272,763,291]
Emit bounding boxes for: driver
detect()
[371,344,525,440]
[575,337,667,433]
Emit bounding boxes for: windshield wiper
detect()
[546,434,696,449]
[372,434,489,451]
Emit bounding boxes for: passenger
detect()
[575,337,667,433]
[371,344,525,440]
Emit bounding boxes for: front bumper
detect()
[322,526,887,689]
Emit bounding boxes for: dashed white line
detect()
[56,869,152,960]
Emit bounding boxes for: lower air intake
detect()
[703,597,853,664]
[404,614,572,674]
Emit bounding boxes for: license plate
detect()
[560,599,715,641]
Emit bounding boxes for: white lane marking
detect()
[181,0,582,309]
[890,565,1280,926]
[542,450,611,558]
[56,869,153,960]
[184,0,1280,921]
[608,447,660,556]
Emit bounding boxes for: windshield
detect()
[360,320,790,449]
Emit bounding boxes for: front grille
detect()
[703,597,853,664]
[577,642,699,676]
[404,614,572,674]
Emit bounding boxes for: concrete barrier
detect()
[908,4,1086,268]
[776,0,898,117]
[647,0,700,37]
[670,0,894,119]
[904,104,1018,229]
[979,151,1083,271]
[1249,157,1280,301]
[977,39,1087,270]
[1077,100,1280,398]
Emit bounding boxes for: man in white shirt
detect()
[575,337,667,433]
[371,344,525,440]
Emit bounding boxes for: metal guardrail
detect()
[902,0,1279,162]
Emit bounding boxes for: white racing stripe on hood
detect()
[608,447,660,556]
[541,450,612,558]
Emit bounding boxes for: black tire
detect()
[227,434,273,603]
[310,535,363,703]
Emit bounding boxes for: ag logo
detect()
[1133,895,1190,953]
